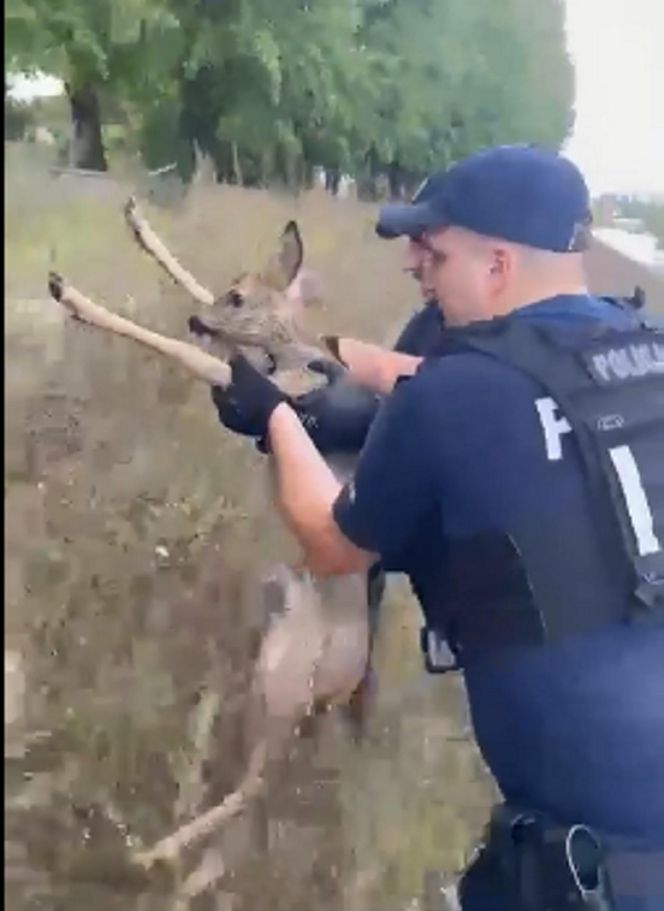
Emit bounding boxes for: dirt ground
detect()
[5,146,495,911]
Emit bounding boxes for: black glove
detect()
[292,359,381,455]
[305,357,347,384]
[210,353,288,440]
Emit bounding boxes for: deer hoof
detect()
[48,271,64,302]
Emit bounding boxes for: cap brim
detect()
[375,201,447,239]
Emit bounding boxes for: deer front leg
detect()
[134,739,269,870]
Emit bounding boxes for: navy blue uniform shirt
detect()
[393,299,446,356]
[334,294,664,845]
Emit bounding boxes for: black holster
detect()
[486,805,616,910]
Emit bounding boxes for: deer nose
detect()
[188,315,218,337]
[265,351,277,375]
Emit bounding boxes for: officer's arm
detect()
[268,403,377,576]
[333,338,422,395]
[268,370,432,575]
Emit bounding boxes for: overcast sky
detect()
[7,1,664,198]
[563,0,664,197]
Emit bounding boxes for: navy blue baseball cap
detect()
[376,145,593,252]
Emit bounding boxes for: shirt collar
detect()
[515,294,630,326]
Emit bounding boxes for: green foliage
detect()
[6,0,575,185]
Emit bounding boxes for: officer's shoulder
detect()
[412,348,533,393]
[380,358,531,456]
[389,352,536,427]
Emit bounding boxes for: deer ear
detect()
[262,221,304,291]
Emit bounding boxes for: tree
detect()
[5,0,184,169]
[357,0,575,197]
[6,0,575,184]
[160,0,378,188]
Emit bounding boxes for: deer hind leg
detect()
[340,565,385,740]
[134,565,330,871]
[123,196,215,307]
[48,273,231,386]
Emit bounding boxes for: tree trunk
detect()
[325,168,341,195]
[357,145,381,201]
[300,160,314,190]
[66,84,107,171]
[231,142,243,186]
[387,160,404,200]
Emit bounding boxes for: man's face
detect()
[419,226,503,325]
[402,236,436,300]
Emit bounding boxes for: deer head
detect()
[187,221,324,373]
[49,200,330,394]
[194,221,302,332]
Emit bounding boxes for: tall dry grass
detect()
[5,144,495,911]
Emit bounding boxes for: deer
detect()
[45,197,381,889]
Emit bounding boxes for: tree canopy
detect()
[6,0,575,189]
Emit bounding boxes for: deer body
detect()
[46,199,373,876]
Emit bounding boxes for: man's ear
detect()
[262,221,304,292]
[489,245,517,292]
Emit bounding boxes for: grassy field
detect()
[5,143,495,911]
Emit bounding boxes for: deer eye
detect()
[228,290,244,308]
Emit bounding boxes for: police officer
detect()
[210,145,664,910]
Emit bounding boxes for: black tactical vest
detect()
[425,305,664,669]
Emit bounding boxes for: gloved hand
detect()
[292,358,381,455]
[305,357,347,384]
[210,352,289,440]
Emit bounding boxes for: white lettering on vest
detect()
[591,341,664,383]
[592,353,611,382]
[535,397,572,461]
[609,348,632,379]
[631,344,654,376]
[609,445,662,556]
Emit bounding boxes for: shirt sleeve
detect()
[332,370,436,563]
